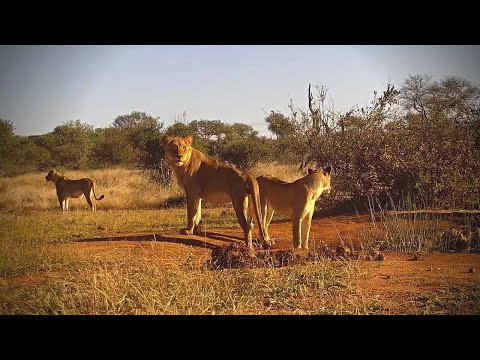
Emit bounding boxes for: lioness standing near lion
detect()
[45,169,105,213]
[250,166,332,249]
[162,135,271,251]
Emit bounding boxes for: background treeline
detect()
[1,74,479,209]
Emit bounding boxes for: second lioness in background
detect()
[45,169,105,213]
[250,166,332,249]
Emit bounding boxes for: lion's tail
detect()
[92,181,105,201]
[245,174,269,248]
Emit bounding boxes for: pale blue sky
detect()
[1,45,479,136]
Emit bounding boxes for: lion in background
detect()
[249,166,332,249]
[45,169,105,213]
[162,135,271,252]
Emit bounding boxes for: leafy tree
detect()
[400,74,480,123]
[89,127,136,168]
[265,112,295,140]
[266,76,480,209]
[0,118,15,144]
[14,137,52,170]
[189,119,225,141]
[0,119,53,175]
[216,138,272,171]
[49,120,95,169]
[112,111,164,154]
[0,119,15,165]
[224,123,258,140]
[164,121,193,138]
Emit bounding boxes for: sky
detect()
[1,45,479,136]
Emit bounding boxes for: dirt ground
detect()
[6,214,480,313]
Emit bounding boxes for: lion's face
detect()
[308,165,332,194]
[45,169,61,182]
[162,135,193,167]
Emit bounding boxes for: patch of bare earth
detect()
[4,214,480,314]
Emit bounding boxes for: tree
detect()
[14,137,52,170]
[189,119,226,141]
[0,118,14,143]
[400,74,480,123]
[0,119,53,175]
[112,111,164,153]
[113,111,161,130]
[0,118,15,162]
[49,120,95,169]
[224,123,258,140]
[265,112,295,140]
[89,127,136,168]
[216,138,272,171]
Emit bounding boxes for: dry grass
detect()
[0,165,364,315]
[0,164,302,213]
[3,166,477,314]
[0,167,177,212]
[0,256,362,315]
[358,198,480,253]
[250,162,304,182]
[0,207,241,277]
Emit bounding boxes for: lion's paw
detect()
[180,228,193,235]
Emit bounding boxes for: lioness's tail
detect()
[92,182,105,201]
[245,174,269,248]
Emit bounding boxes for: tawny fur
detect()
[45,169,104,213]
[249,166,332,249]
[162,135,271,251]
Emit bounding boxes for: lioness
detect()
[45,169,105,213]
[162,135,271,251]
[250,166,332,249]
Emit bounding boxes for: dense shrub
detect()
[269,76,480,209]
[3,75,479,210]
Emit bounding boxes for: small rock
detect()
[97,225,106,230]
[0,278,7,287]
[410,252,423,261]
[364,254,374,261]
[374,253,385,261]
[336,245,346,256]
[336,245,352,258]
[468,267,476,274]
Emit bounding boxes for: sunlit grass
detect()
[1,166,479,315]
[0,167,172,212]
[0,257,361,315]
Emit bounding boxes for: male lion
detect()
[162,135,271,251]
[45,169,105,213]
[250,166,332,249]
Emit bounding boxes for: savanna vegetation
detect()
[1,74,480,315]
[2,74,479,210]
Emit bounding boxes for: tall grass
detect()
[0,164,302,213]
[1,167,479,314]
[360,196,480,253]
[0,168,176,212]
[0,165,303,279]
[0,256,360,315]
[0,207,241,277]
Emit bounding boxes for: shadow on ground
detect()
[76,230,245,250]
